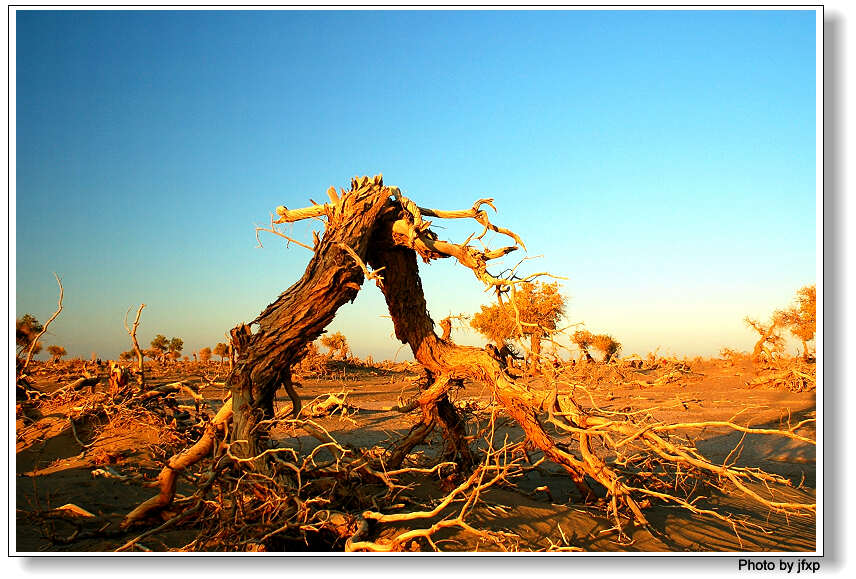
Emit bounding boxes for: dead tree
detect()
[231,176,620,499]
[572,329,596,363]
[124,304,146,388]
[745,316,784,364]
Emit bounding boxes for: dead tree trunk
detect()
[439,317,452,341]
[528,332,542,373]
[225,178,393,460]
[801,339,815,362]
[367,228,474,470]
[124,304,146,388]
[746,317,782,365]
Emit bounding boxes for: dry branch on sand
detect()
[115,176,815,551]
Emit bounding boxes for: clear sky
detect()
[14,9,818,362]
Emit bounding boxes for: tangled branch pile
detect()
[747,359,816,393]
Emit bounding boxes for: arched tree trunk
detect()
[226,180,392,460]
[228,183,605,492]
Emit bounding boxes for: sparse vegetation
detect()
[744,316,785,365]
[745,285,817,366]
[16,314,43,358]
[719,347,748,367]
[591,333,621,363]
[777,284,817,361]
[149,335,169,363]
[213,342,229,365]
[168,337,184,362]
[571,329,595,362]
[572,329,621,363]
[319,331,350,360]
[46,345,67,363]
[471,281,566,370]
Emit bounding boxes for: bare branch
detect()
[256,214,314,251]
[22,273,64,373]
[336,242,385,285]
[389,187,526,250]
[124,303,146,385]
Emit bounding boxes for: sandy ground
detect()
[14,358,816,553]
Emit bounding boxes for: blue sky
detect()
[14,9,818,361]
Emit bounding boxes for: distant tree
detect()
[150,334,170,363]
[571,330,595,363]
[294,341,327,375]
[199,347,212,363]
[213,342,230,364]
[320,331,350,359]
[571,330,620,363]
[776,284,816,361]
[47,345,67,363]
[120,350,135,362]
[470,282,566,370]
[16,314,43,357]
[168,337,184,360]
[718,347,747,367]
[470,304,517,348]
[591,334,621,363]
